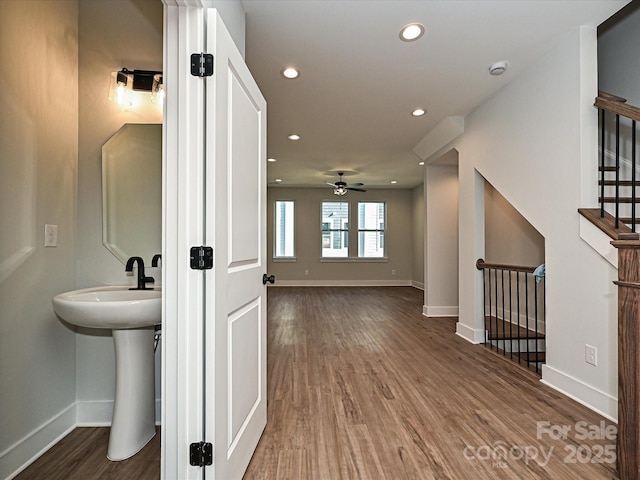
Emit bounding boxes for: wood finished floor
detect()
[244,286,617,480]
[15,287,618,479]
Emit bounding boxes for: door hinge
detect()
[189,441,213,467]
[190,246,213,270]
[190,53,214,77]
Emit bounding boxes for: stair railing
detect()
[594,91,640,231]
[476,259,545,374]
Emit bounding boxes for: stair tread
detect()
[599,197,640,203]
[578,208,640,240]
[485,316,545,340]
[493,347,546,363]
[599,180,640,186]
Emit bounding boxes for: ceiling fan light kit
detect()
[326,172,367,195]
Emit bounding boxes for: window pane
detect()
[358,202,385,229]
[275,200,294,257]
[358,231,384,257]
[358,201,385,258]
[321,201,349,257]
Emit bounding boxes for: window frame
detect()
[357,201,387,258]
[273,199,296,261]
[320,200,350,258]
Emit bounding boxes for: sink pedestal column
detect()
[108,327,156,461]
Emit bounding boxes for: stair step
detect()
[578,208,640,240]
[599,180,640,186]
[484,345,545,375]
[485,316,544,340]
[494,348,546,364]
[599,197,640,203]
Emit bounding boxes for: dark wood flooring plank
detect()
[245,286,618,480]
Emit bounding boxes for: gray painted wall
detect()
[266,187,415,284]
[0,0,78,473]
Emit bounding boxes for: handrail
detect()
[595,91,640,123]
[476,258,536,274]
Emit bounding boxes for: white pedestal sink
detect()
[52,285,161,461]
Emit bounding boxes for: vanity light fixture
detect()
[109,67,163,107]
[281,67,300,79]
[411,108,426,117]
[400,23,425,42]
[288,134,300,140]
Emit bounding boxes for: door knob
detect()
[262,274,275,285]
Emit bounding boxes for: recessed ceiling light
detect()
[267,158,277,162]
[275,178,282,183]
[281,67,299,79]
[288,134,300,140]
[411,108,426,117]
[391,180,398,184]
[400,23,425,42]
[419,161,425,166]
[489,61,508,76]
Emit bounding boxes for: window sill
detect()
[319,257,388,263]
[273,257,297,263]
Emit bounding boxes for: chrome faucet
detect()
[125,256,155,290]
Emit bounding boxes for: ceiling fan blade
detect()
[346,182,364,187]
[347,187,367,192]
[325,182,338,187]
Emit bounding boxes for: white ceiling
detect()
[242,0,626,189]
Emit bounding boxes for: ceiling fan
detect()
[326,172,367,196]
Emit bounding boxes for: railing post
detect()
[611,240,640,480]
[601,108,606,218]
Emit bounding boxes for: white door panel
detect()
[204,9,267,480]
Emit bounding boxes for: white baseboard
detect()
[1,403,76,480]
[272,279,413,287]
[455,321,485,344]
[541,364,617,422]
[411,280,424,290]
[3,399,162,480]
[423,305,458,317]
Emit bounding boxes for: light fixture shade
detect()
[334,187,347,196]
[151,74,164,105]
[108,71,133,107]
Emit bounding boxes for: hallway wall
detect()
[0,1,79,476]
[455,26,619,419]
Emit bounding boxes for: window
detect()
[274,200,295,258]
[358,201,385,258]
[321,201,349,257]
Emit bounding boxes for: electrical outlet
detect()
[304,269,309,276]
[585,345,597,366]
[44,224,58,247]
[391,269,396,276]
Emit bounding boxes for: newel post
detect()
[612,240,640,480]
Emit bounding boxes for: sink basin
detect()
[52,285,161,329]
[52,285,162,460]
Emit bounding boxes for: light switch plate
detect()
[45,224,58,247]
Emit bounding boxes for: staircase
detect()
[579,92,640,480]
[476,259,546,375]
[580,91,640,239]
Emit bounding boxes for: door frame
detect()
[161,1,207,478]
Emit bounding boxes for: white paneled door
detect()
[162,4,267,479]
[203,9,267,480]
